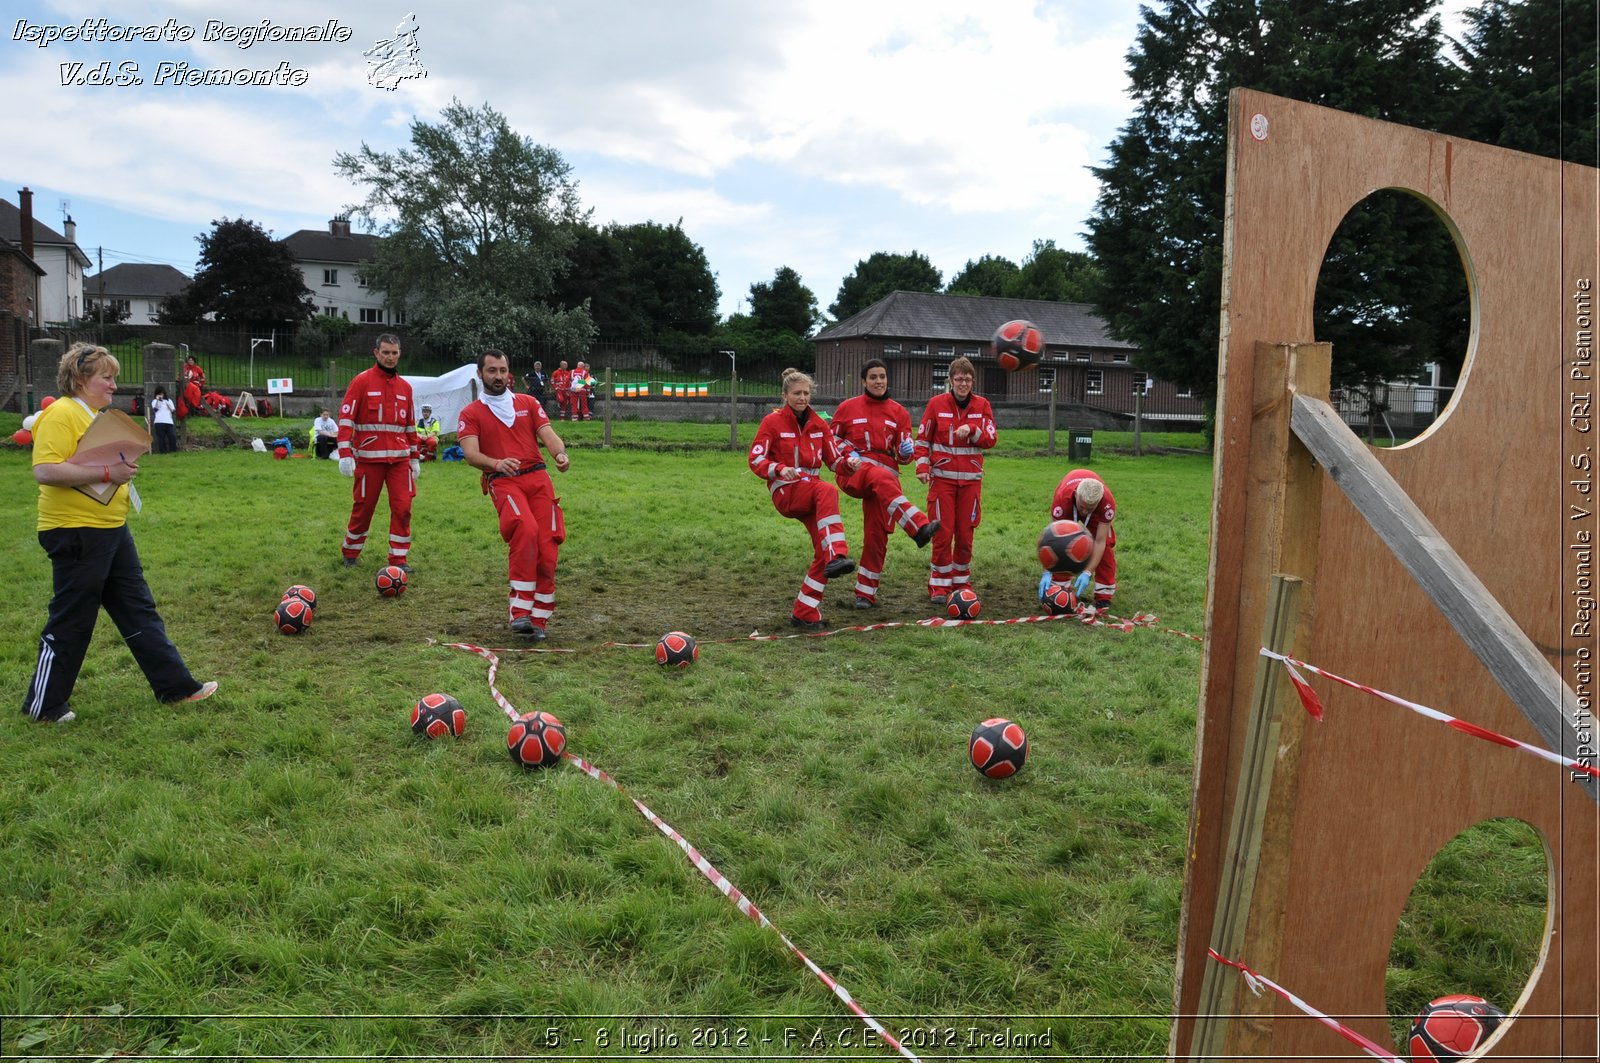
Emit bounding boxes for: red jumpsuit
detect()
[915,392,997,600]
[337,365,418,566]
[552,367,572,420]
[831,393,931,605]
[458,395,561,629]
[749,406,854,624]
[1050,469,1117,607]
[569,372,591,420]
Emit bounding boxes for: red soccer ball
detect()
[1037,519,1093,576]
[992,319,1045,372]
[507,710,567,769]
[946,588,982,620]
[282,584,316,608]
[410,693,466,739]
[969,717,1028,779]
[1043,581,1080,616]
[655,630,698,667]
[375,565,407,598]
[1408,995,1506,1062]
[274,596,313,635]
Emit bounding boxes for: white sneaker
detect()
[173,681,219,703]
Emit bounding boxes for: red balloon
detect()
[38,395,55,408]
[11,429,33,446]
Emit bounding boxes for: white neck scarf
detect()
[481,388,516,428]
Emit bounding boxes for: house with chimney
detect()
[0,188,91,325]
[280,216,401,326]
[84,263,192,324]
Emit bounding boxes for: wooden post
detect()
[729,370,739,451]
[1048,376,1058,456]
[1133,384,1144,455]
[603,366,614,448]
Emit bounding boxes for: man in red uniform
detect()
[749,368,860,629]
[570,361,592,421]
[832,359,938,608]
[337,333,419,569]
[1050,468,1117,612]
[551,360,572,421]
[914,356,997,602]
[457,349,571,640]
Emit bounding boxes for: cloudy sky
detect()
[2,0,1474,320]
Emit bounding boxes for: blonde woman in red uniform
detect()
[748,368,860,630]
[831,359,938,608]
[913,356,997,601]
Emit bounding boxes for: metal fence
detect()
[1333,382,1456,444]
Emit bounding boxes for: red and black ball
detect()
[1037,519,1093,577]
[507,710,567,769]
[969,717,1028,779]
[655,631,698,667]
[410,693,466,739]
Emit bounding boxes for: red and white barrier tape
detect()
[1260,648,1600,782]
[1206,949,1402,1062]
[442,640,923,1063]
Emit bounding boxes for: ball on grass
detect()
[992,319,1044,372]
[375,565,407,598]
[1037,519,1093,576]
[946,588,982,620]
[1408,995,1505,1062]
[282,584,316,607]
[1043,582,1080,616]
[274,596,313,635]
[655,630,698,667]
[969,717,1028,779]
[507,710,566,769]
[410,693,466,739]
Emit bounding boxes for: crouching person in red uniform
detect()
[337,333,419,569]
[1050,468,1117,613]
[749,368,860,630]
[914,356,997,602]
[831,358,938,609]
[458,349,571,641]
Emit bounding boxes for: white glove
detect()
[338,456,355,477]
[410,459,421,479]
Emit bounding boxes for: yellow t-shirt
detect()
[34,398,130,531]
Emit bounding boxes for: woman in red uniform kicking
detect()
[748,368,860,630]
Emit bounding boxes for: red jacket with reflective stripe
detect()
[914,392,996,480]
[338,365,417,463]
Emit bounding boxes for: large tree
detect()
[1010,240,1103,303]
[158,218,314,328]
[749,266,819,336]
[334,98,594,354]
[946,254,1020,297]
[829,251,942,321]
[554,220,719,341]
[1085,0,1462,401]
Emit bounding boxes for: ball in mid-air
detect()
[655,630,698,667]
[410,693,466,739]
[992,319,1045,372]
[969,717,1028,779]
[1408,995,1505,1062]
[507,710,566,769]
[1043,582,1080,616]
[274,596,313,635]
[282,584,316,607]
[375,565,407,598]
[946,588,982,620]
[1037,519,1093,576]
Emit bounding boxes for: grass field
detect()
[0,417,1544,1059]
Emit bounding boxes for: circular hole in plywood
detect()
[1314,188,1472,449]
[1386,817,1549,1055]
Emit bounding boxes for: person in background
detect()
[21,343,218,724]
[336,333,419,570]
[570,361,592,421]
[552,360,572,421]
[457,349,572,641]
[914,356,997,602]
[525,360,549,416]
[147,386,177,454]
[312,408,339,460]
[830,359,938,608]
[748,368,860,630]
[181,353,205,392]
[416,403,442,461]
[1049,468,1118,613]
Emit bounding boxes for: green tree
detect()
[554,220,719,340]
[1010,240,1102,303]
[157,218,314,328]
[749,266,819,336]
[333,98,594,354]
[1085,0,1460,400]
[828,251,942,321]
[946,254,1020,297]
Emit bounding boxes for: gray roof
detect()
[0,200,92,267]
[815,290,1135,351]
[281,227,382,265]
[85,262,191,298]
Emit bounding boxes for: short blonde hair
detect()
[58,343,119,396]
[1076,478,1105,508]
[781,367,814,393]
[947,356,975,383]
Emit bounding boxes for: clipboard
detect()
[69,408,152,507]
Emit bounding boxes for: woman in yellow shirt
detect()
[21,343,217,724]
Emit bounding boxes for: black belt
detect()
[486,462,546,483]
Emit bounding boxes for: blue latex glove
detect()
[898,437,916,460]
[1072,570,1091,597]
[1038,571,1053,600]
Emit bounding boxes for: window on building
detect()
[1133,374,1153,394]
[1086,369,1104,395]
[911,344,928,355]
[356,274,369,288]
[323,268,339,285]
[962,347,980,357]
[391,308,407,325]
[932,362,950,391]
[359,308,384,324]
[112,299,130,317]
[937,345,954,357]
[1038,366,1056,394]
[322,306,340,317]
[884,343,901,355]
[1112,352,1130,364]
[1176,386,1194,399]
[1074,351,1091,362]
